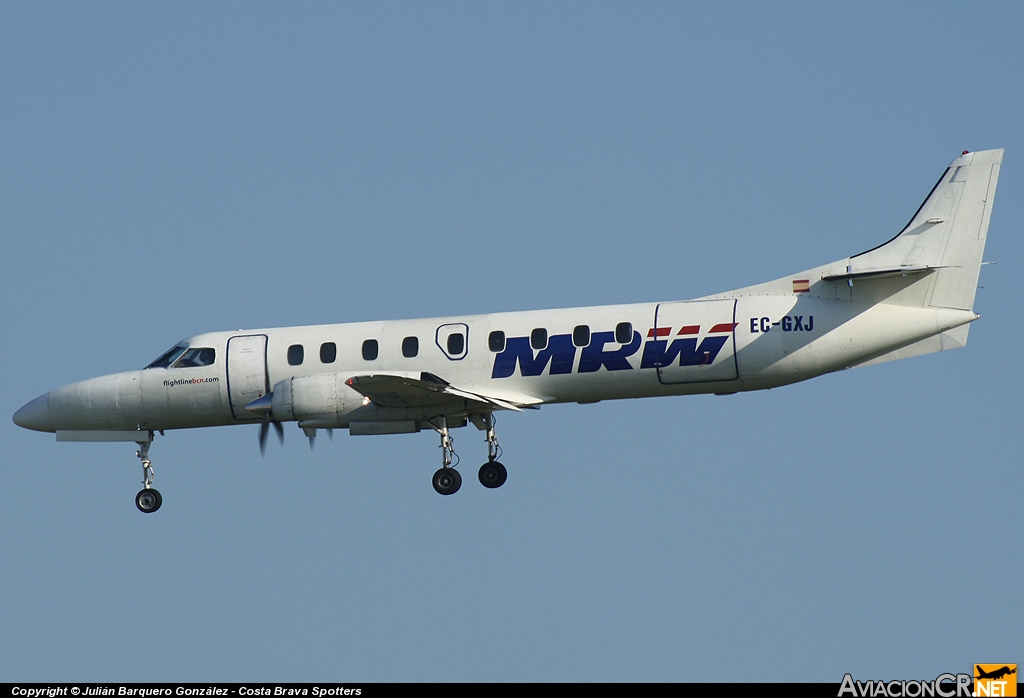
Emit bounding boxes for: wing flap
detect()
[344,372,546,411]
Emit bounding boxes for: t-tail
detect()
[722,149,1002,368]
[848,148,1002,313]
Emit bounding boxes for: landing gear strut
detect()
[134,436,162,513]
[429,417,461,495]
[478,413,507,489]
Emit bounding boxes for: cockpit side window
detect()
[146,345,187,369]
[172,348,216,368]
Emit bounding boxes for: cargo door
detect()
[652,300,738,384]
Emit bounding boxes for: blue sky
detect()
[1,2,1021,681]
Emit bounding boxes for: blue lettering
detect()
[782,316,792,332]
[749,317,759,333]
[578,331,642,373]
[491,334,576,379]
[760,317,770,332]
[640,335,729,369]
[805,315,814,331]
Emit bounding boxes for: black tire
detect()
[135,488,162,513]
[432,467,462,495]
[478,461,508,489]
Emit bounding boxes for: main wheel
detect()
[135,488,163,513]
[478,461,507,489]
[432,467,462,495]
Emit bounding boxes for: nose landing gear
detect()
[134,437,162,513]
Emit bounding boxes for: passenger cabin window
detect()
[402,336,419,358]
[320,342,337,364]
[572,325,591,347]
[146,344,187,369]
[447,332,464,356]
[530,328,547,350]
[615,322,633,344]
[362,339,379,361]
[287,344,304,366]
[172,347,216,368]
[488,331,505,352]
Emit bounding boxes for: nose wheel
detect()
[134,435,162,513]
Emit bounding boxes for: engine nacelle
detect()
[271,373,471,431]
[270,373,364,426]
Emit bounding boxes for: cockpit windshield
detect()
[145,345,217,369]
[146,345,188,369]
[172,347,216,368]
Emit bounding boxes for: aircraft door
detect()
[226,334,269,420]
[435,323,470,361]
[652,299,739,384]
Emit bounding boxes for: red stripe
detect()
[647,327,672,338]
[676,325,700,335]
[709,323,737,333]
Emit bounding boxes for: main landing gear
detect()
[429,417,462,495]
[427,414,508,495]
[478,413,507,489]
[134,437,162,513]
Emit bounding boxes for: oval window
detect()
[530,328,547,350]
[402,336,419,358]
[361,339,378,361]
[572,325,591,347]
[615,322,633,344]
[488,331,505,352]
[320,342,337,364]
[447,332,464,356]
[287,344,304,366]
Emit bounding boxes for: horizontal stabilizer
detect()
[821,265,949,282]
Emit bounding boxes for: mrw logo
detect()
[491,324,736,379]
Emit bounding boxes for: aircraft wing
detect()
[344,372,546,412]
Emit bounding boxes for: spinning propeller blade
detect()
[259,412,271,455]
[250,393,284,455]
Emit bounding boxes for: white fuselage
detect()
[17,291,976,436]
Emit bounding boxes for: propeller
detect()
[259,411,285,455]
[300,426,333,451]
[246,393,284,455]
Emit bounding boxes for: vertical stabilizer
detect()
[850,149,1002,311]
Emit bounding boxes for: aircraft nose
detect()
[13,393,53,432]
